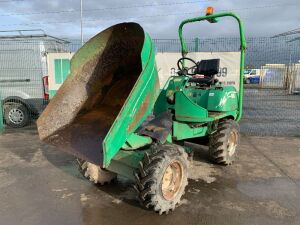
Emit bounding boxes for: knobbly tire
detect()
[77,159,117,185]
[134,144,189,215]
[209,119,240,165]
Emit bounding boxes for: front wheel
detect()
[209,119,240,165]
[77,159,117,185]
[134,144,189,215]
[4,102,30,128]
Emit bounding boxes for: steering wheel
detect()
[177,57,197,76]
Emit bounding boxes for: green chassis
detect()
[107,12,246,180]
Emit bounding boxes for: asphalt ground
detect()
[0,126,299,225]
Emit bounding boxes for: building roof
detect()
[0,29,70,43]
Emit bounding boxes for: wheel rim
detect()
[161,160,183,200]
[227,130,238,157]
[8,108,24,124]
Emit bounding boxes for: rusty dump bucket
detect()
[37,23,159,167]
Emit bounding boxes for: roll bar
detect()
[178,12,247,121]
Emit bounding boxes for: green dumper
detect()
[37,10,246,214]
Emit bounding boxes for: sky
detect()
[0,0,299,40]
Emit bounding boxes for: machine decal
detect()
[217,91,237,108]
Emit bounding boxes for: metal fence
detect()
[69,37,300,68]
[1,36,300,136]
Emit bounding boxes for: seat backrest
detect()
[196,59,220,77]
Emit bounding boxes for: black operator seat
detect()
[189,59,220,85]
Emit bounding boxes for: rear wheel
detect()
[77,159,117,185]
[4,102,30,128]
[209,119,239,165]
[134,144,189,215]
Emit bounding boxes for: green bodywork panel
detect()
[122,133,152,150]
[175,91,208,122]
[102,33,160,167]
[207,87,238,111]
[173,121,208,140]
[107,149,146,180]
